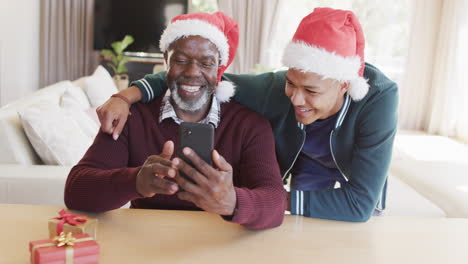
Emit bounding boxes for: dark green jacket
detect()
[131,63,398,222]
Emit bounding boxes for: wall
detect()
[0,0,40,107]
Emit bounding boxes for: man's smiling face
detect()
[165,35,219,113]
[285,68,349,124]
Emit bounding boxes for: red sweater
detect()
[65,98,286,230]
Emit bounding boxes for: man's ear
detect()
[340,82,350,94]
[163,51,168,64]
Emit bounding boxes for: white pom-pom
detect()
[348,77,370,101]
[215,81,236,103]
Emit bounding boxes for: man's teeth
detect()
[298,108,311,112]
[180,85,201,92]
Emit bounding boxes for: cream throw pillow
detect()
[19,103,99,165]
[60,85,91,110]
[85,65,118,107]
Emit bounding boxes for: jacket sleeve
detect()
[227,112,286,229]
[226,71,290,120]
[290,66,398,222]
[129,71,168,103]
[64,120,142,212]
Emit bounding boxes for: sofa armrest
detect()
[0,164,71,206]
[390,160,468,218]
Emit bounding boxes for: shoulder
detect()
[145,71,167,83]
[343,63,398,129]
[351,63,399,113]
[223,71,286,88]
[363,63,398,98]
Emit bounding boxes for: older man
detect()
[65,12,286,230]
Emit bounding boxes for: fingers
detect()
[97,105,115,135]
[172,157,209,188]
[145,154,173,168]
[151,177,178,195]
[146,162,176,179]
[176,191,197,203]
[212,150,232,172]
[180,147,216,177]
[136,164,179,197]
[160,141,174,160]
[96,97,130,138]
[112,114,128,141]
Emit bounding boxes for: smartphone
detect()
[178,122,214,170]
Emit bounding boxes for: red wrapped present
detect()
[48,209,98,240]
[29,232,99,264]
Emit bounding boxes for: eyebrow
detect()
[285,76,320,89]
[172,50,217,61]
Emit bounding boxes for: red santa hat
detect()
[282,8,369,101]
[159,12,239,103]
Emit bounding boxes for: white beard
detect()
[171,84,212,112]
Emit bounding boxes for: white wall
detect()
[0,0,40,107]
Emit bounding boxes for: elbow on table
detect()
[344,204,375,223]
[245,213,285,231]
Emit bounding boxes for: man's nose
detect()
[290,89,306,106]
[184,62,202,78]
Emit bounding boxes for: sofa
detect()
[0,68,467,218]
[389,131,468,218]
[0,66,118,206]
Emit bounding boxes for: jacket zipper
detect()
[329,94,351,182]
[282,125,306,181]
[329,130,349,182]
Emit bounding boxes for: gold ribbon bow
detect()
[31,232,94,264]
[54,232,76,247]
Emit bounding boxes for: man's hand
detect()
[136,141,179,197]
[172,148,236,216]
[96,97,129,140]
[96,86,143,140]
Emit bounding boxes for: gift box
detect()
[48,209,98,240]
[29,232,99,264]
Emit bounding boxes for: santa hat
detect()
[282,8,369,101]
[159,12,238,103]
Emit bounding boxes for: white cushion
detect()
[84,107,100,124]
[60,85,91,110]
[0,80,76,165]
[18,102,98,165]
[85,65,118,107]
[71,76,89,91]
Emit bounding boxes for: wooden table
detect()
[1,204,467,264]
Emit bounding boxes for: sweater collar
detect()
[159,91,221,128]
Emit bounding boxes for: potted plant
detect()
[100,35,134,91]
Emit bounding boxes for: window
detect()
[268,0,413,84]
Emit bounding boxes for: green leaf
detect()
[100,49,115,58]
[102,49,117,71]
[111,41,123,55]
[111,35,134,55]
[104,34,135,74]
[116,61,128,74]
[120,35,134,51]
[121,56,130,64]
